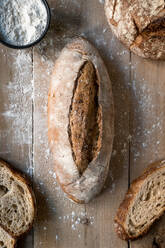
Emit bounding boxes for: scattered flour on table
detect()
[131,77,163,163]
[99,0,105,4]
[0,49,33,173]
[57,211,95,233]
[1,1,164,245]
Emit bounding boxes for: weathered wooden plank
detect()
[0,46,33,247]
[1,1,165,248]
[130,56,165,247]
[33,1,85,247]
[33,0,130,247]
[81,1,130,248]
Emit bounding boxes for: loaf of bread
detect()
[0,159,35,247]
[115,160,165,240]
[105,0,165,60]
[48,37,114,203]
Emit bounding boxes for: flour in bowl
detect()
[0,0,48,46]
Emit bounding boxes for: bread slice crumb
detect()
[115,160,165,240]
[0,159,35,242]
[0,226,16,248]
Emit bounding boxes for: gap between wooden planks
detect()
[33,0,129,247]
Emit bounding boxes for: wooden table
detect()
[0,0,165,247]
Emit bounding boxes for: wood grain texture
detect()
[130,56,165,247]
[1,0,165,247]
[33,0,129,247]
[33,2,85,247]
[0,46,33,247]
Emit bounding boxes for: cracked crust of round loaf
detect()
[105,0,165,60]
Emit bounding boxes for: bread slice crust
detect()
[115,160,165,240]
[48,37,114,203]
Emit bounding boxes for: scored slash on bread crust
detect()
[48,37,114,203]
[0,159,35,247]
[104,0,165,60]
[115,160,165,240]
[68,61,101,175]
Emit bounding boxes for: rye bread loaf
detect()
[48,37,114,203]
[105,0,165,60]
[115,160,165,240]
[0,159,35,246]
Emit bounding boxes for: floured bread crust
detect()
[105,0,165,59]
[48,37,114,203]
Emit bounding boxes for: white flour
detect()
[0,0,47,46]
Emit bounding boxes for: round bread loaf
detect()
[105,0,165,60]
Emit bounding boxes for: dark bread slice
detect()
[115,160,165,240]
[0,159,35,241]
[0,226,16,248]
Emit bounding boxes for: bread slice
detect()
[115,160,165,240]
[0,159,35,240]
[0,226,16,248]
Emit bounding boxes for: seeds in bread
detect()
[48,37,114,203]
[0,160,35,238]
[0,226,15,248]
[115,160,165,240]
[104,0,165,60]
